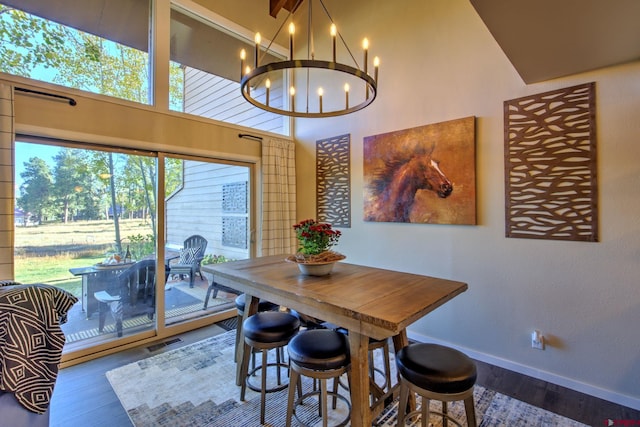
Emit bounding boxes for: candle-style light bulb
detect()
[330,24,337,62]
[344,83,350,108]
[289,22,295,59]
[318,87,324,113]
[290,86,296,111]
[254,32,261,67]
[373,56,380,83]
[362,37,369,74]
[244,66,251,94]
[265,78,271,107]
[240,49,246,78]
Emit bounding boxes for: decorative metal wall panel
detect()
[222,181,247,213]
[222,217,247,248]
[316,134,351,227]
[504,82,598,241]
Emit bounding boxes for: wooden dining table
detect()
[208,254,468,427]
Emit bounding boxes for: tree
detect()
[52,30,151,103]
[165,157,183,196]
[0,5,184,107]
[107,153,122,253]
[52,149,88,223]
[135,157,156,242]
[17,157,53,223]
[64,149,101,221]
[0,6,70,77]
[4,5,186,244]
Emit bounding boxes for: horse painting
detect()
[364,144,453,222]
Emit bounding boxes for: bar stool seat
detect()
[239,311,300,425]
[234,294,279,363]
[396,343,477,427]
[286,329,351,427]
[235,293,279,313]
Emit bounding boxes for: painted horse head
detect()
[366,144,453,222]
[420,157,453,198]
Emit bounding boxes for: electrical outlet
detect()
[531,330,545,350]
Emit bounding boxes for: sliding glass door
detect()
[14,140,159,348]
[163,155,250,327]
[14,140,252,355]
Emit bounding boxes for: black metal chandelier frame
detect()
[239,0,378,119]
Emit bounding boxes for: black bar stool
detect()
[239,311,300,425]
[285,329,351,427]
[395,343,477,427]
[234,294,279,362]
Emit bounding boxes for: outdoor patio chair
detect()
[94,259,156,337]
[169,235,207,288]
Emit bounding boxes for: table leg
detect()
[391,329,408,354]
[235,293,259,386]
[348,330,371,427]
[392,330,416,412]
[82,275,89,318]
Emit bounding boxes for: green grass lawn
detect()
[14,219,152,298]
[14,254,105,297]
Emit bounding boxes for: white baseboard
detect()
[406,331,640,411]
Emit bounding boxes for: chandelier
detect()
[239,0,379,118]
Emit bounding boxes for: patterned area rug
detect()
[106,331,588,427]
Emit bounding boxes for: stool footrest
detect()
[403,408,464,427]
[246,361,291,393]
[292,390,351,427]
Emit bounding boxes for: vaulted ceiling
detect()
[268,0,640,83]
[469,0,640,83]
[269,0,301,18]
[6,0,640,85]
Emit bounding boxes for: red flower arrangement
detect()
[289,219,345,263]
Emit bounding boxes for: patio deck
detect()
[61,274,238,344]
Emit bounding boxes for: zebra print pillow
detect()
[0,284,77,414]
[178,247,200,264]
[0,280,21,287]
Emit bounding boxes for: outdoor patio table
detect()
[69,252,179,319]
[69,265,131,319]
[207,254,468,427]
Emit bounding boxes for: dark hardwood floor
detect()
[50,323,229,427]
[50,323,639,426]
[474,360,640,426]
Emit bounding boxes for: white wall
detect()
[166,160,250,261]
[290,0,640,409]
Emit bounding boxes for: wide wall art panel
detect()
[363,117,476,224]
[504,82,598,242]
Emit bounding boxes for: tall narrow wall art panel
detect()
[364,117,476,224]
[316,134,351,227]
[504,82,598,241]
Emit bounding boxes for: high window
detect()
[169,5,288,134]
[0,0,154,105]
[0,0,290,135]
